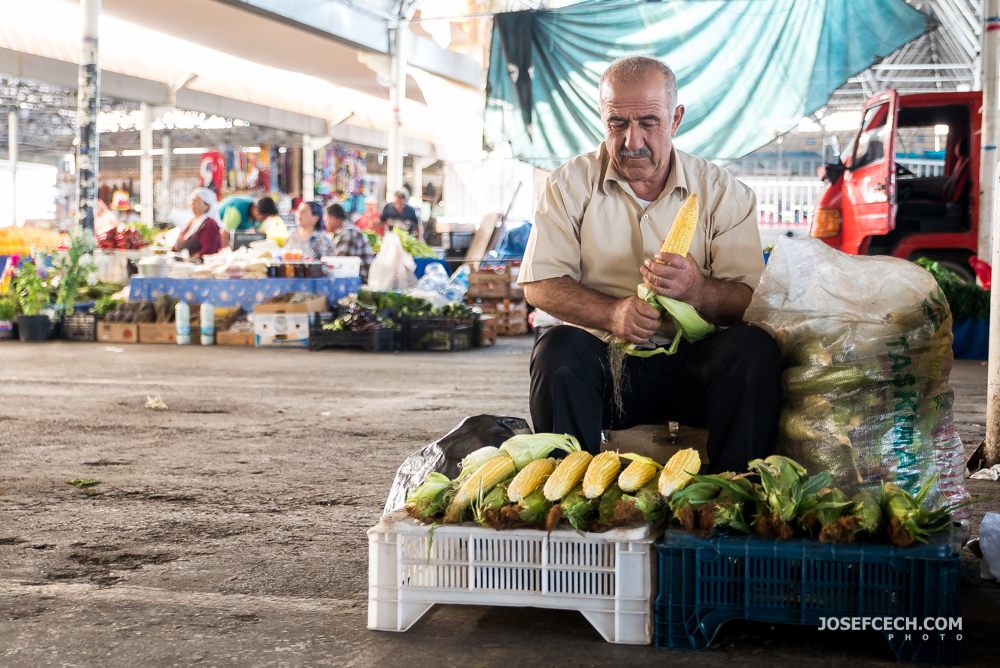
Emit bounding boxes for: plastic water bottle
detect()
[200,302,215,346]
[175,300,190,345]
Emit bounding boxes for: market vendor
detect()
[172,188,223,260]
[380,189,421,239]
[519,56,780,472]
[354,196,386,236]
[218,195,279,246]
[283,200,335,260]
[325,203,375,282]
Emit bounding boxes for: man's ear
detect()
[672,105,685,136]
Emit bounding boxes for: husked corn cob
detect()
[508,457,556,503]
[543,451,593,502]
[583,451,622,499]
[618,454,661,492]
[659,193,699,258]
[444,454,515,522]
[658,448,701,497]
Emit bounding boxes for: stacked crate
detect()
[467,265,529,336]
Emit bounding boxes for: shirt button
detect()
[642,214,649,221]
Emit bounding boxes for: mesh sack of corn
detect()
[744,237,969,519]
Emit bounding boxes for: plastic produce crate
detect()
[368,512,657,644]
[62,312,97,341]
[403,316,473,352]
[653,530,960,663]
[309,326,394,352]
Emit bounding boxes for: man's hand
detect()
[610,295,661,344]
[640,252,706,309]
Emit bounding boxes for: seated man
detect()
[325,203,375,283]
[519,56,780,473]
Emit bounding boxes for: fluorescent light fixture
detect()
[242,146,261,153]
[173,147,209,155]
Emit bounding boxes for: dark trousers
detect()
[529,324,781,472]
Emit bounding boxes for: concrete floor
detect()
[0,338,997,667]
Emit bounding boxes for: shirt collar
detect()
[600,145,689,202]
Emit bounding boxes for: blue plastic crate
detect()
[654,530,960,664]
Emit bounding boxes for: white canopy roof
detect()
[0,0,484,160]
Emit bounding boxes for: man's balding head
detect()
[600,56,678,111]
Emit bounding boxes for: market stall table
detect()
[128,276,361,312]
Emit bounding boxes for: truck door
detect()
[841,91,898,253]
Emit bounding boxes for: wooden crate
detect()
[478,315,497,347]
[217,330,253,346]
[468,265,523,300]
[474,298,528,319]
[496,316,529,336]
[96,321,138,344]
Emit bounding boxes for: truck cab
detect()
[811,90,981,280]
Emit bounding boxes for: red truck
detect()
[811,90,981,281]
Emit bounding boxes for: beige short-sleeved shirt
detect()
[519,144,763,341]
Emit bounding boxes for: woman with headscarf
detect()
[172,188,223,260]
[283,200,335,260]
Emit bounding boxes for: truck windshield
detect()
[852,103,889,169]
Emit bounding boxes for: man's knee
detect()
[530,325,604,378]
[714,325,781,380]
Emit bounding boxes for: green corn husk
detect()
[668,473,733,534]
[499,433,581,470]
[455,447,501,482]
[782,365,869,396]
[513,489,553,527]
[682,473,757,536]
[613,484,667,526]
[545,484,597,532]
[597,484,626,527]
[849,491,882,538]
[749,456,831,540]
[404,472,454,522]
[472,482,510,528]
[620,285,716,358]
[883,475,965,548]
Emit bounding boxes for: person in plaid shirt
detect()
[325,203,375,282]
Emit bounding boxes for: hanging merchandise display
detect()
[200,150,226,194]
[221,144,299,195]
[315,144,373,214]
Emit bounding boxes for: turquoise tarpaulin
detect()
[485,0,929,168]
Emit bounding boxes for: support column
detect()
[161,131,171,219]
[387,22,408,197]
[983,2,1000,466]
[140,102,154,227]
[75,0,101,231]
[8,111,17,227]
[303,134,314,200]
[979,2,999,262]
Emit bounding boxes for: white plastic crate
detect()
[367,512,658,644]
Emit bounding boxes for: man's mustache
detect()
[619,148,651,159]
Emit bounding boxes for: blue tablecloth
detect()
[129,277,361,312]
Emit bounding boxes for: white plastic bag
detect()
[367,229,417,291]
[744,237,969,517]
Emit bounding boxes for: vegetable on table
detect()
[582,451,621,499]
[658,448,702,497]
[543,450,594,502]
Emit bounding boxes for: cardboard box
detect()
[138,322,176,344]
[253,295,327,315]
[138,321,205,344]
[96,321,138,343]
[217,330,253,346]
[254,313,310,348]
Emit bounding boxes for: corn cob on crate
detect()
[368,512,658,644]
[654,530,960,663]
